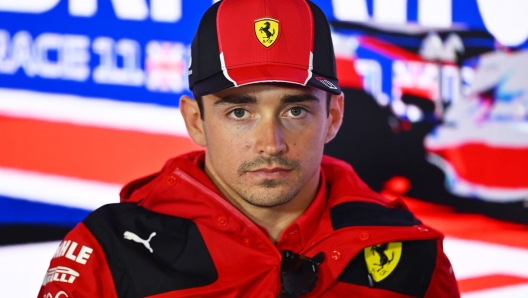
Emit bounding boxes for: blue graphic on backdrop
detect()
[0,0,527,108]
[0,195,90,226]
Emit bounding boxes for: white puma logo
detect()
[123,231,156,253]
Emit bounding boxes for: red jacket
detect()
[39,151,459,297]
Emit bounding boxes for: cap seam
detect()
[224,61,309,68]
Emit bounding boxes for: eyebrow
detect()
[213,92,319,106]
[214,94,257,105]
[280,93,320,104]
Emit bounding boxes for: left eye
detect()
[232,108,247,118]
[288,107,304,117]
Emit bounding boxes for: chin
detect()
[245,197,293,208]
[241,187,299,208]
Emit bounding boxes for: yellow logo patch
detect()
[364,242,402,282]
[255,18,279,48]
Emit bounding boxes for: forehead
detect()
[203,83,326,103]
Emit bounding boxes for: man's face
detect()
[182,83,343,209]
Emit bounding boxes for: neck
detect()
[236,185,317,243]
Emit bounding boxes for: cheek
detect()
[286,123,326,151]
[285,127,326,170]
[207,119,255,150]
[205,123,250,168]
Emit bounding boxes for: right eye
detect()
[228,108,249,119]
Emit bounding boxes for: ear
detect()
[325,92,344,143]
[180,95,206,147]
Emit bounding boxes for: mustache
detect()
[238,156,300,176]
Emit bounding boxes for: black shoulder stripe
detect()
[337,239,437,297]
[83,203,217,298]
[330,202,421,230]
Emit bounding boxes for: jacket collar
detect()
[120,151,404,250]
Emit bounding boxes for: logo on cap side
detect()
[315,76,338,90]
[255,18,279,48]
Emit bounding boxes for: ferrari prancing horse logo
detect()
[255,18,279,48]
[364,242,402,282]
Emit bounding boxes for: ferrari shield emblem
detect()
[364,242,402,282]
[255,18,279,48]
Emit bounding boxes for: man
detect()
[39,0,459,297]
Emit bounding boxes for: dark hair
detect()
[192,91,332,120]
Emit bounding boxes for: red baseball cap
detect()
[189,0,341,96]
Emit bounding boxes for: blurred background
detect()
[1,0,527,296]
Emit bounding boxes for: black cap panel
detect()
[193,72,235,96]
[307,1,339,81]
[189,1,224,92]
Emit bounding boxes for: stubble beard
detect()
[235,156,302,208]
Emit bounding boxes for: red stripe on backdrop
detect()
[0,116,202,184]
[429,144,528,188]
[335,57,362,89]
[381,190,528,249]
[458,274,528,293]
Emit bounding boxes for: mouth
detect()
[246,167,292,179]
[238,156,301,178]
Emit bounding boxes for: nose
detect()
[256,116,287,156]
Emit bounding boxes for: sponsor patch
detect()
[364,242,402,282]
[124,231,157,253]
[53,240,93,265]
[42,266,79,286]
[42,291,69,298]
[255,18,279,48]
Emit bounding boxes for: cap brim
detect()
[193,66,341,96]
